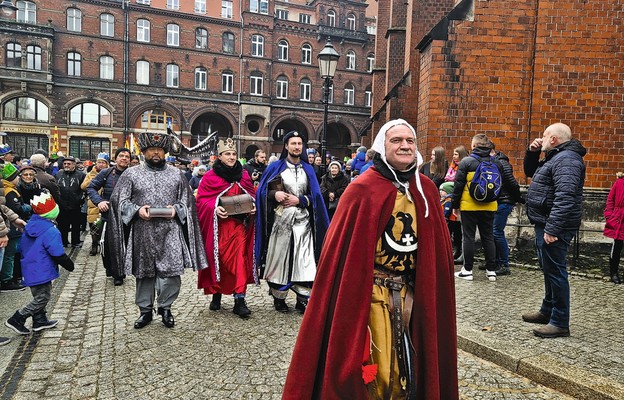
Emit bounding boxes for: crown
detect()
[217,138,237,155]
[31,191,57,215]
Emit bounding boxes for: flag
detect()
[51,126,59,153]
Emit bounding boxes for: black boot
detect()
[89,244,99,256]
[157,307,175,328]
[295,299,308,314]
[233,297,251,318]
[134,311,153,329]
[209,293,222,311]
[610,258,622,284]
[32,311,58,332]
[273,298,290,313]
[5,311,30,335]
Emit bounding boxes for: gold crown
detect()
[217,138,237,154]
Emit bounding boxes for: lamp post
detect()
[317,39,340,175]
[0,0,17,17]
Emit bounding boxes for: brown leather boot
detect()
[533,324,570,338]
[521,311,549,324]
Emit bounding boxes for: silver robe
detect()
[109,163,208,279]
[264,162,316,285]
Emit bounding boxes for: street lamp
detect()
[317,38,340,175]
[0,0,17,17]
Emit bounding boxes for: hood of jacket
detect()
[23,214,55,238]
[546,139,587,160]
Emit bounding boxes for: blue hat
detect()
[0,144,14,156]
[166,156,176,163]
[97,152,110,162]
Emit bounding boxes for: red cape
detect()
[196,169,256,291]
[283,168,458,400]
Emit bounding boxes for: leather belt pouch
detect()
[219,194,254,215]
[148,207,173,218]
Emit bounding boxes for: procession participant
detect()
[108,132,207,329]
[196,138,256,318]
[255,131,329,313]
[283,119,458,399]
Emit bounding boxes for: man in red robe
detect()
[196,138,256,318]
[283,119,458,399]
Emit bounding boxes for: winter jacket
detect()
[244,159,267,183]
[359,160,373,175]
[81,167,103,224]
[351,151,367,172]
[55,169,86,210]
[524,139,587,236]
[493,151,523,205]
[444,162,459,182]
[604,176,624,240]
[33,165,61,204]
[17,180,42,207]
[20,214,65,286]
[320,172,349,205]
[86,167,125,222]
[451,147,502,212]
[3,180,31,239]
[0,184,19,239]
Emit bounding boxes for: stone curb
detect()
[457,324,624,400]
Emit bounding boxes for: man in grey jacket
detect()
[522,122,586,338]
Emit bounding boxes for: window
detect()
[221,0,232,18]
[251,35,264,57]
[328,84,334,103]
[250,72,263,96]
[137,19,150,42]
[276,76,288,99]
[67,52,81,76]
[100,13,114,37]
[166,64,179,88]
[347,13,356,31]
[166,0,179,10]
[136,60,149,85]
[6,43,21,68]
[250,0,268,14]
[69,103,111,126]
[222,32,235,54]
[26,45,41,70]
[344,83,355,105]
[16,1,36,24]
[136,0,150,4]
[299,78,311,102]
[195,0,206,14]
[69,137,111,162]
[367,53,375,73]
[100,56,114,80]
[299,13,311,24]
[3,97,49,122]
[140,110,171,130]
[167,24,179,46]
[301,43,312,64]
[278,40,288,61]
[6,134,49,160]
[327,10,336,27]
[346,50,356,70]
[195,67,207,90]
[276,9,288,20]
[196,28,208,49]
[67,8,82,32]
[222,72,234,93]
[365,86,372,107]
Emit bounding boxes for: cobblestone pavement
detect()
[0,236,581,399]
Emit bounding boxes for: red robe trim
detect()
[283,167,459,400]
[196,169,256,294]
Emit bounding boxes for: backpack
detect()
[468,154,502,203]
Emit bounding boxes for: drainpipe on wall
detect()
[237,0,244,155]
[525,0,540,186]
[123,0,130,147]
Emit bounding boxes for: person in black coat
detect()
[320,161,349,220]
[420,145,448,188]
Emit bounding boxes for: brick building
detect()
[0,0,375,162]
[370,0,624,189]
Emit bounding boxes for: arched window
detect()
[347,13,356,31]
[344,83,355,105]
[195,67,207,90]
[278,40,289,61]
[3,97,49,122]
[67,52,81,76]
[196,28,208,49]
[276,75,288,99]
[100,13,114,37]
[137,19,150,42]
[346,50,356,70]
[26,45,41,70]
[6,43,22,68]
[250,71,263,96]
[301,43,312,64]
[222,32,235,54]
[166,64,179,88]
[16,1,36,24]
[299,78,311,101]
[251,34,264,57]
[167,23,179,46]
[367,53,375,73]
[67,8,82,32]
[136,60,149,85]
[100,56,114,80]
[327,10,336,27]
[69,103,111,126]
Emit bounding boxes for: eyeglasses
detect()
[20,173,35,177]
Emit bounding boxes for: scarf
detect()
[212,159,243,183]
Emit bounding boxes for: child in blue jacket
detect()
[4,191,74,335]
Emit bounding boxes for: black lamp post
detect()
[317,39,340,175]
[0,0,17,17]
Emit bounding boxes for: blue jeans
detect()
[0,238,18,283]
[534,224,575,329]
[493,203,514,267]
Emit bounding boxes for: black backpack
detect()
[468,154,502,203]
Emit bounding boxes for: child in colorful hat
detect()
[4,191,74,335]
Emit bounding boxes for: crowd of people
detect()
[0,119,613,398]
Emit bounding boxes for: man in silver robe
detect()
[255,131,329,313]
[109,132,207,329]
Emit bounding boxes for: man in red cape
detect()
[196,138,256,318]
[283,119,458,399]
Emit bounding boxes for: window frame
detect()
[195,28,208,49]
[3,97,49,122]
[136,60,150,85]
[344,83,355,105]
[99,56,114,80]
[347,13,356,31]
[100,13,115,37]
[221,71,234,93]
[278,40,289,61]
[221,0,233,18]
[367,54,375,73]
[276,76,288,99]
[166,0,180,10]
[137,19,151,43]
[26,45,42,70]
[276,9,288,20]
[250,0,268,14]
[166,64,179,88]
[69,136,111,162]
[365,87,372,107]
[346,50,356,70]
[299,78,311,102]
[251,34,264,57]
[16,1,36,24]
[166,23,180,47]
[67,52,81,76]
[67,8,82,32]
[299,13,311,24]
[6,43,22,68]
[301,43,312,64]
[327,10,336,27]
[222,32,235,54]
[69,102,112,127]
[250,72,263,96]
[195,0,206,14]
[195,67,207,90]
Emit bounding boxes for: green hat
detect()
[1,163,19,181]
[439,182,454,194]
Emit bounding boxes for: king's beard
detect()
[145,158,166,168]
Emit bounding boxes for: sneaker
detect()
[495,265,511,276]
[486,270,497,282]
[0,281,26,292]
[0,337,10,346]
[454,267,473,281]
[32,312,58,332]
[5,311,30,335]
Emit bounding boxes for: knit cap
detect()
[30,191,59,220]
[1,163,19,181]
[439,182,454,194]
